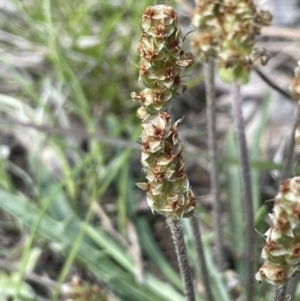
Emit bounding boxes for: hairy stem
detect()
[167,217,195,301]
[190,216,214,301]
[204,59,224,271]
[274,286,287,301]
[230,83,255,301]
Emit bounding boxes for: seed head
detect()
[191,0,272,83]
[256,177,300,286]
[132,5,195,219]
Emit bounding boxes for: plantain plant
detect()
[0,1,299,301]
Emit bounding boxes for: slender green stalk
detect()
[167,217,195,301]
[204,59,224,271]
[190,216,214,301]
[230,83,255,301]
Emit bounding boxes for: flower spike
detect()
[131,5,195,219]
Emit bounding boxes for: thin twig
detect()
[230,83,255,301]
[204,59,224,271]
[190,216,214,301]
[167,217,195,301]
[254,67,292,101]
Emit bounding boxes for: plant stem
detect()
[204,59,224,271]
[254,67,292,101]
[281,102,300,181]
[230,83,255,301]
[190,216,214,301]
[286,276,298,301]
[167,217,195,301]
[274,286,287,301]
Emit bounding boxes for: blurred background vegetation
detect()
[0,0,299,300]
